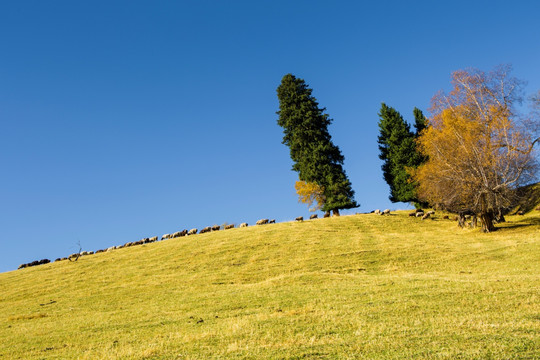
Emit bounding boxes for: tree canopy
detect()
[413,65,539,232]
[277,74,358,214]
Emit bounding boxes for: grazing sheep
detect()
[310,214,318,220]
[415,212,424,218]
[422,213,431,220]
[269,219,276,224]
[148,236,158,242]
[200,226,211,234]
[239,223,248,228]
[211,225,220,231]
[323,212,330,218]
[54,258,62,262]
[426,210,435,216]
[188,228,198,235]
[162,234,171,240]
[256,219,269,225]
[224,224,235,229]
[107,247,115,252]
[295,216,303,222]
[374,209,381,215]
[18,263,27,269]
[382,209,390,215]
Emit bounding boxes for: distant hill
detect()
[1,210,539,359]
[513,181,540,213]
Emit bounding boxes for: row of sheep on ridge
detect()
[17,215,325,270]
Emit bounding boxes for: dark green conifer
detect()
[277,74,358,215]
[377,103,426,205]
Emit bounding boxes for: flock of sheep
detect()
[17,215,320,270]
[20,209,453,271]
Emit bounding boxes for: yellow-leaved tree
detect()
[294,180,326,213]
[413,65,539,232]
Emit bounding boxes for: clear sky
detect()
[1,1,539,273]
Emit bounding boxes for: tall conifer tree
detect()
[277,74,358,215]
[377,103,426,205]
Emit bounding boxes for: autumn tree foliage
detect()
[413,66,539,232]
[276,74,358,215]
[294,180,325,212]
[378,104,427,206]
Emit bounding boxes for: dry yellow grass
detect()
[0,209,539,359]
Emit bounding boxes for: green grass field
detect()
[1,210,539,359]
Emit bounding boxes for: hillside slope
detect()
[1,211,539,359]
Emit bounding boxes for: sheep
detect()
[309,214,318,220]
[180,229,188,236]
[409,211,416,217]
[149,236,158,242]
[211,225,221,231]
[256,219,269,225]
[374,209,381,215]
[188,228,198,235]
[224,224,235,229]
[382,209,390,215]
[422,213,431,220]
[415,212,424,217]
[200,226,212,234]
[295,216,303,222]
[323,212,330,218]
[239,223,248,228]
[269,219,276,224]
[162,234,171,240]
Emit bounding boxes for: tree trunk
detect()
[478,193,496,232]
[332,209,340,217]
[479,211,496,232]
[495,208,506,223]
[458,214,465,228]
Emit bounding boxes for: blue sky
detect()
[1,1,539,272]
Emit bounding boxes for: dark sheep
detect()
[309,214,318,220]
[211,225,221,231]
[256,219,269,225]
[224,224,235,229]
[200,226,212,234]
[269,219,276,224]
[295,216,303,222]
[409,211,416,217]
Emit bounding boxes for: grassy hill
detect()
[1,209,539,359]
